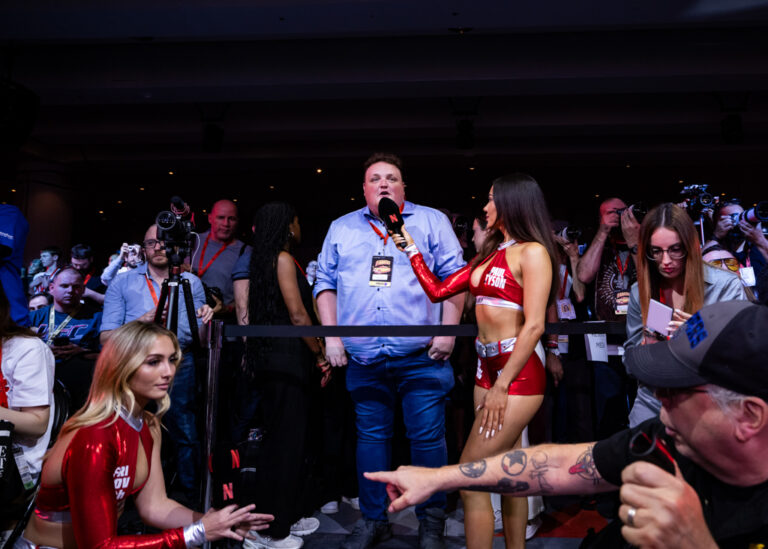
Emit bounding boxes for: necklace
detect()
[498,239,518,250]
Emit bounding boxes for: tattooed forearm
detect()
[501,450,527,477]
[567,444,601,485]
[529,451,555,493]
[460,459,487,478]
[459,478,530,494]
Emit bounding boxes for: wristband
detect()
[545,340,558,348]
[183,520,207,548]
[404,244,420,259]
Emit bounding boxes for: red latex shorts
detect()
[475,339,546,395]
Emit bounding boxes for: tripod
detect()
[153,246,201,352]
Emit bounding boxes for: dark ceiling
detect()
[2,0,768,257]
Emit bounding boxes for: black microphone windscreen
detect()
[378,197,403,232]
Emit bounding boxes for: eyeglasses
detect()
[706,258,740,272]
[646,244,686,261]
[143,239,165,249]
[653,386,709,400]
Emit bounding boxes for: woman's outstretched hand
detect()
[389,226,415,251]
[200,504,274,542]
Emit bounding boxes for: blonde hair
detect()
[61,321,182,434]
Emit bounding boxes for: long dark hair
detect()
[244,202,297,377]
[0,283,36,341]
[472,173,560,306]
[637,203,705,326]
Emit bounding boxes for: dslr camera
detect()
[615,202,647,224]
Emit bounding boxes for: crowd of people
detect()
[1,152,768,549]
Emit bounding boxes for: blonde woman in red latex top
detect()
[390,173,558,549]
[21,321,272,549]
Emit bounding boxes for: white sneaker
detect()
[290,516,320,536]
[244,532,304,549]
[320,500,339,514]
[342,496,360,510]
[525,515,542,540]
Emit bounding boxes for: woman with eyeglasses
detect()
[625,203,746,426]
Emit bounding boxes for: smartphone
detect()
[52,335,70,347]
[646,298,674,338]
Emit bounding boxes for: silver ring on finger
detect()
[627,507,637,527]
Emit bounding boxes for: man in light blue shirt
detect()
[101,223,210,502]
[315,153,465,549]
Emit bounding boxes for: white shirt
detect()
[1,335,55,478]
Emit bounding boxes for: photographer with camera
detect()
[100,242,144,286]
[708,200,768,297]
[366,300,768,549]
[576,198,641,439]
[29,266,102,410]
[101,224,213,503]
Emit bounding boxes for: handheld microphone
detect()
[378,197,406,249]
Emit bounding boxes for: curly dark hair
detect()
[244,202,297,379]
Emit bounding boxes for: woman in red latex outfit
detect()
[20,321,273,549]
[391,174,558,549]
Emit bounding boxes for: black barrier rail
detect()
[224,321,627,338]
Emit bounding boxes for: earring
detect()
[289,231,295,237]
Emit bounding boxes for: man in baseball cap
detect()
[364,301,768,548]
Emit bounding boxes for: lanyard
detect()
[614,247,630,277]
[0,345,7,408]
[47,304,81,344]
[83,273,92,286]
[145,274,159,307]
[559,264,569,300]
[197,233,231,277]
[292,256,306,277]
[368,221,389,245]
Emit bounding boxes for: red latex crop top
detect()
[34,414,187,549]
[409,242,523,309]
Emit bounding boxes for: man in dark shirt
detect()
[70,243,107,307]
[29,266,102,409]
[576,197,641,437]
[368,301,768,548]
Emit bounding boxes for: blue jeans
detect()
[346,350,454,522]
[164,352,200,495]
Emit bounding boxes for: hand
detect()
[52,343,86,360]
[621,207,641,249]
[619,461,717,549]
[324,336,348,367]
[364,466,441,513]
[476,385,507,439]
[714,213,735,240]
[200,504,274,542]
[119,243,130,259]
[209,293,224,315]
[389,226,415,251]
[180,263,192,273]
[739,220,767,246]
[317,360,332,388]
[138,307,165,324]
[553,234,580,259]
[667,309,692,336]
[599,208,620,234]
[545,353,564,388]
[427,336,455,361]
[196,304,214,324]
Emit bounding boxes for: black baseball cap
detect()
[625,301,768,400]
